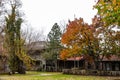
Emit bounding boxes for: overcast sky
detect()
[21,0,97,35]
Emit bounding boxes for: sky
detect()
[21,0,97,35]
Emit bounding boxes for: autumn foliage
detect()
[60,18,96,60]
[95,0,120,26]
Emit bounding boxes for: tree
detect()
[4,0,32,74]
[21,26,45,50]
[60,18,97,69]
[60,16,119,69]
[91,14,120,70]
[60,18,95,60]
[4,5,23,74]
[45,23,62,71]
[94,0,120,56]
[94,0,120,26]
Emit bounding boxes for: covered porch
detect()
[57,56,85,72]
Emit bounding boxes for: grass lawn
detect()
[0,71,120,80]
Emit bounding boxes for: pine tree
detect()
[46,23,62,71]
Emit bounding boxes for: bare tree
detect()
[21,25,46,51]
[59,20,67,34]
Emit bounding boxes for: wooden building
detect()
[97,55,120,76]
[26,41,120,76]
[61,55,120,76]
[57,57,85,71]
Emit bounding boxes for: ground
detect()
[0,71,120,80]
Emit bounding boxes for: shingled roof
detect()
[102,55,120,61]
[27,41,47,60]
[27,41,47,51]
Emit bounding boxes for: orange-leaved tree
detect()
[60,18,96,61]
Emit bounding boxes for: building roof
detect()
[101,55,120,61]
[27,41,47,61]
[65,56,84,61]
[60,55,120,61]
[27,41,47,51]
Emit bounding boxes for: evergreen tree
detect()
[46,23,62,71]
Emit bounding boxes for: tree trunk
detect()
[55,60,57,72]
[17,60,26,74]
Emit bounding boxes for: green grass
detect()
[0,71,120,80]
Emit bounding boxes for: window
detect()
[115,63,119,71]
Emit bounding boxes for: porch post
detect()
[74,60,75,68]
[64,60,65,69]
[74,56,76,68]
[100,62,102,70]
[85,60,88,70]
[78,60,79,68]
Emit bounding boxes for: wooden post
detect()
[85,60,88,70]
[74,56,76,68]
[64,60,65,69]
[78,60,79,68]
